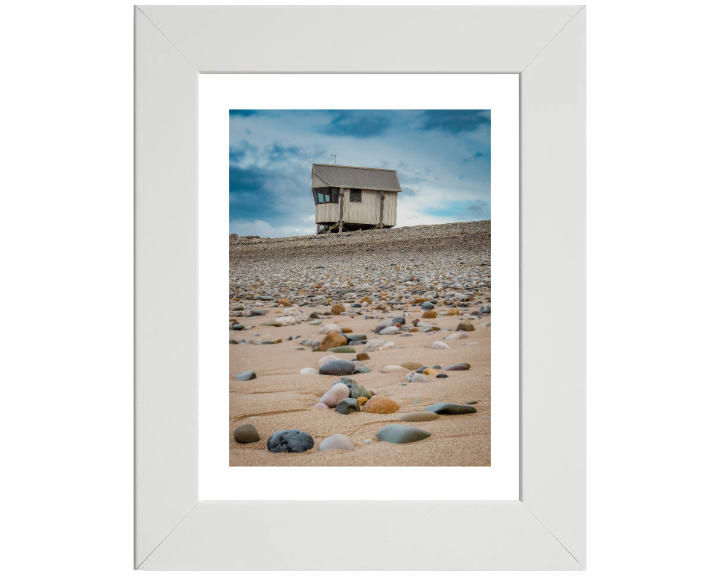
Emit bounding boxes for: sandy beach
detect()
[229,220,491,466]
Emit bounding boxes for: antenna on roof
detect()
[330,154,336,165]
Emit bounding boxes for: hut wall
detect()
[315,200,340,224]
[343,188,381,225]
[314,187,398,227]
[383,192,397,227]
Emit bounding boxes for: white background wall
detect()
[1,1,718,574]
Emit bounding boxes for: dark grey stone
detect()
[345,334,367,342]
[266,429,314,453]
[425,403,478,415]
[335,398,360,414]
[445,363,470,371]
[234,370,256,381]
[376,424,431,444]
[353,366,373,374]
[319,359,356,376]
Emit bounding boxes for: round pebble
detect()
[266,429,315,453]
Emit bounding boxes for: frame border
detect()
[134,5,585,570]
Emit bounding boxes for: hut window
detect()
[313,187,339,205]
[350,189,362,202]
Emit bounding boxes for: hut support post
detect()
[338,188,344,233]
[378,191,385,228]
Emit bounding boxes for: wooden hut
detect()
[312,163,402,233]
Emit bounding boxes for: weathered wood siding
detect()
[315,200,340,224]
[344,189,378,225]
[383,191,397,227]
[315,187,398,227]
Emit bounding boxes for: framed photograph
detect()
[135,5,585,570]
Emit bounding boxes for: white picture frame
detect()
[134,5,586,570]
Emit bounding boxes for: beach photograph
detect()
[229,110,491,466]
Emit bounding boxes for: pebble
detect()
[376,424,431,444]
[445,332,469,341]
[411,373,431,383]
[456,320,475,332]
[266,429,315,453]
[466,400,478,405]
[364,439,372,444]
[260,321,282,327]
[327,346,356,354]
[229,339,239,344]
[300,367,319,375]
[319,331,347,351]
[436,374,448,378]
[318,382,350,407]
[346,334,367,342]
[362,396,400,414]
[319,434,355,452]
[425,403,478,415]
[445,363,470,371]
[423,368,439,376]
[401,362,423,370]
[234,371,257,381]
[319,323,341,334]
[330,304,346,315]
[318,354,341,366]
[380,365,409,374]
[233,424,260,443]
[379,326,401,336]
[356,352,370,361]
[231,324,244,331]
[340,378,373,399]
[357,397,368,406]
[335,398,361,414]
[353,366,373,374]
[431,341,450,350]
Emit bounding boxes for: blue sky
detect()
[229,110,490,237]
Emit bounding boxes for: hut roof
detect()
[312,163,402,192]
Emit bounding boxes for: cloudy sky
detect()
[229,110,490,238]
